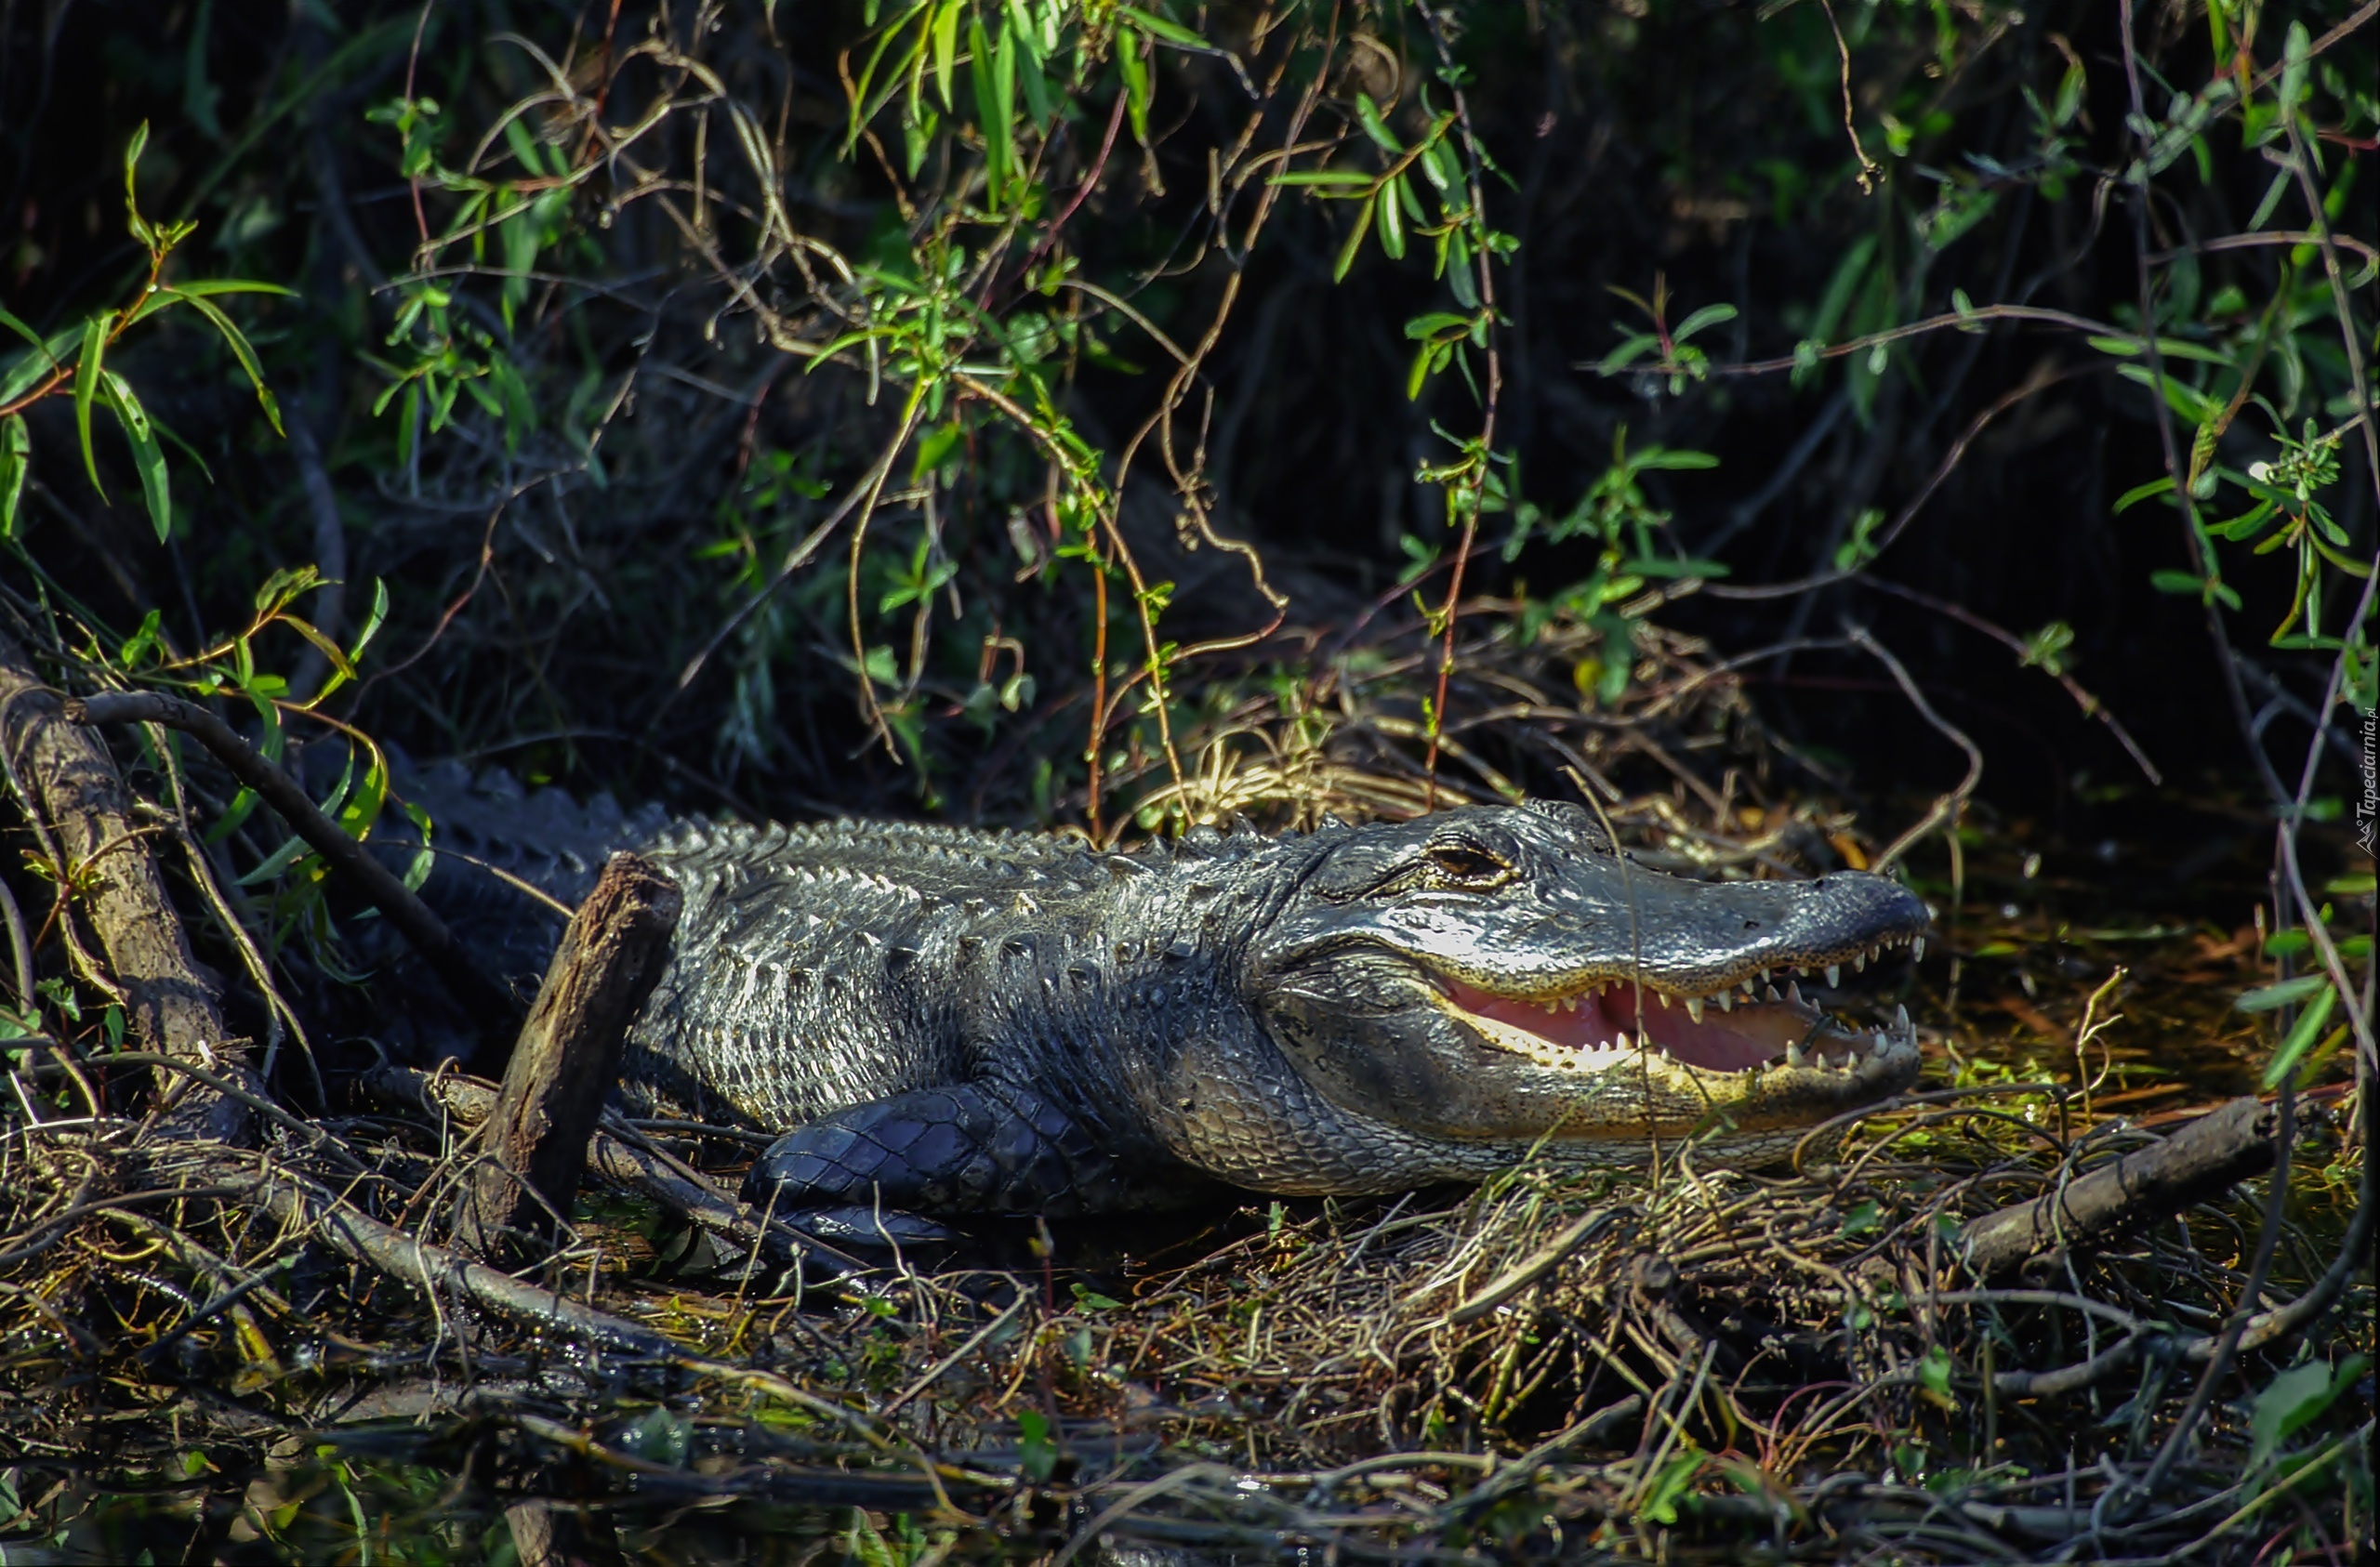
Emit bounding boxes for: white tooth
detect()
[1785,1041,1804,1067]
[1741,979,1756,997]
[1765,985,1781,1003]
[1685,997,1704,1023]
[1545,1001,1559,1015]
[1896,1004,1911,1037]
[1912,938,1926,963]
[1872,1033,1887,1057]
[1658,993,1672,1009]
[1716,992,1734,1012]
[1760,968,1771,985]
[1787,981,1805,1007]
[1854,954,1866,972]
[1826,965,1841,988]
[1615,1030,1631,1051]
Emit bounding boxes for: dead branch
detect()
[63,690,522,1046]
[1959,1097,2279,1279]
[458,852,681,1260]
[224,1152,681,1357]
[0,635,252,1142]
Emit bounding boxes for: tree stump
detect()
[456,852,681,1263]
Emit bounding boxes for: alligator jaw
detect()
[1430,927,1924,1082]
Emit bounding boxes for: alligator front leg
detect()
[740,1080,1156,1244]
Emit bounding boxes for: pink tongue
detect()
[1604,990,1783,1073]
[1445,981,1620,1050]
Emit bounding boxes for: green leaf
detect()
[338,744,390,845]
[99,371,169,540]
[1915,1343,1956,1409]
[1117,25,1150,144]
[2115,363,2222,424]
[1017,1408,1057,1482]
[1596,332,1659,375]
[400,800,435,892]
[74,312,114,499]
[162,288,284,435]
[970,15,1016,206]
[931,0,959,110]
[0,305,52,353]
[1334,193,1375,282]
[150,278,298,300]
[1671,303,1738,344]
[0,322,81,405]
[2113,476,2176,513]
[1810,235,1877,344]
[1375,176,1406,259]
[0,415,26,539]
[350,579,390,664]
[236,833,314,887]
[1266,169,1376,187]
[2235,974,2330,1012]
[1355,92,1401,152]
[1115,5,1203,48]
[125,123,155,248]
[2250,1354,2363,1467]
[2263,981,2334,1088]
[1632,448,1720,471]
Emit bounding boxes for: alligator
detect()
[389,768,1930,1235]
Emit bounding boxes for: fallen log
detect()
[457,853,680,1262]
[1959,1097,2279,1278]
[0,634,252,1142]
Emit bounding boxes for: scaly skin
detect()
[388,771,1930,1231]
[422,798,1923,1229]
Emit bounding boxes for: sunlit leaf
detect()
[1334,193,1377,282]
[0,415,26,539]
[74,313,114,498]
[99,370,168,540]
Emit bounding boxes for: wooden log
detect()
[0,635,251,1142]
[64,690,522,1052]
[1959,1097,2279,1278]
[457,852,681,1262]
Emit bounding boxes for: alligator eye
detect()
[1425,843,1510,882]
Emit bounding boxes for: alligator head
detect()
[1251,800,1930,1167]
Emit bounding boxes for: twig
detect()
[1845,625,1982,872]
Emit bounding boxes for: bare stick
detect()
[63,690,522,1038]
[1958,1098,2278,1279]
[0,638,251,1142]
[457,852,681,1260]
[231,1154,679,1357]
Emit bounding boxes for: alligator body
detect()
[392,771,1930,1231]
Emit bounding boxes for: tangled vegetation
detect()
[0,0,2372,1560]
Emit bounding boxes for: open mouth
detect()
[1432,934,1923,1076]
